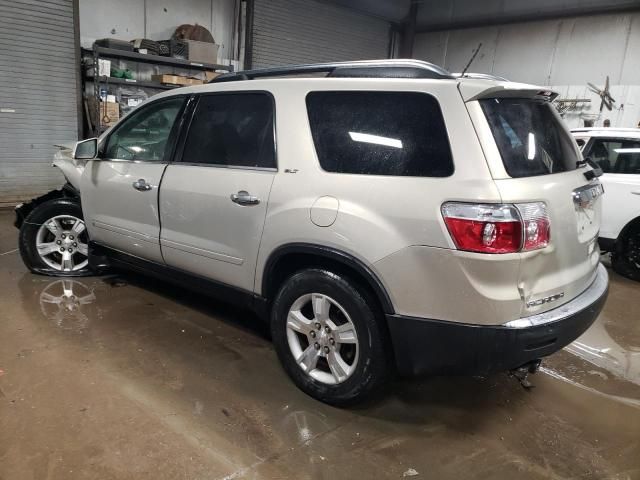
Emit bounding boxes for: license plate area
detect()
[573,183,603,242]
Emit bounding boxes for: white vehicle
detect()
[572,128,640,280]
[14,61,608,405]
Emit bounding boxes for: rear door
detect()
[468,94,603,315]
[159,92,276,292]
[583,136,640,239]
[81,96,186,263]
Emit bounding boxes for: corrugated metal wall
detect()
[251,0,390,68]
[0,0,78,207]
[413,11,640,129]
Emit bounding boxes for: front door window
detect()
[104,98,184,162]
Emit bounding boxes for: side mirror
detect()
[73,138,98,160]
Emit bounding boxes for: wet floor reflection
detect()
[38,279,97,332]
[566,317,640,386]
[3,263,640,478]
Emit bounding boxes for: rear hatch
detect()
[463,83,603,316]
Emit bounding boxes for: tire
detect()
[19,198,92,277]
[271,268,391,406]
[611,229,640,281]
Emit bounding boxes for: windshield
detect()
[480,98,580,178]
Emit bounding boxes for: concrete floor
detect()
[0,209,639,480]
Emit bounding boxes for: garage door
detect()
[251,0,391,68]
[0,0,78,207]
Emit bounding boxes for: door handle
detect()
[632,191,640,196]
[132,179,153,192]
[230,190,260,205]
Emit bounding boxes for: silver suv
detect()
[15,60,609,405]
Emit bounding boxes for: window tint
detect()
[306,91,453,177]
[181,93,275,168]
[480,98,579,178]
[587,138,640,174]
[105,97,184,161]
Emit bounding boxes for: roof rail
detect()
[210,59,454,83]
[452,72,509,82]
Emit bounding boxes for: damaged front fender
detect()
[14,184,80,229]
[52,145,85,191]
[15,145,87,229]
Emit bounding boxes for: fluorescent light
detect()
[613,148,640,153]
[349,132,402,149]
[527,132,536,160]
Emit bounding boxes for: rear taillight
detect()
[517,202,550,251]
[441,202,550,254]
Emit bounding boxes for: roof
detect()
[206,60,560,101]
[210,59,455,83]
[571,128,640,138]
[139,59,555,111]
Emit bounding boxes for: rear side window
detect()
[181,93,275,168]
[306,91,453,177]
[480,98,579,178]
[586,138,640,174]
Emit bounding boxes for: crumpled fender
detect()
[14,184,80,229]
[52,146,85,191]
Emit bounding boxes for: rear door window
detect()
[306,91,453,177]
[181,93,276,169]
[585,138,640,174]
[480,98,580,178]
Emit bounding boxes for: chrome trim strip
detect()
[98,158,166,164]
[170,163,277,172]
[161,238,244,265]
[504,263,608,328]
[92,221,156,244]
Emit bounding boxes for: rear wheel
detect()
[612,228,640,281]
[271,269,391,406]
[19,198,91,276]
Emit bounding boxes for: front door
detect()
[159,92,276,292]
[81,96,186,262]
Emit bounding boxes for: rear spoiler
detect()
[458,79,558,103]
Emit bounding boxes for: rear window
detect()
[480,98,579,178]
[306,91,454,177]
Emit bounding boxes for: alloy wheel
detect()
[35,215,89,272]
[625,233,640,269]
[286,293,359,385]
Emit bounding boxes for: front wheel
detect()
[19,198,92,276]
[271,269,391,406]
[612,229,640,281]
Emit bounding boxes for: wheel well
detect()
[262,246,395,315]
[14,184,80,229]
[617,217,640,250]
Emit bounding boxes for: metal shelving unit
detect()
[92,46,233,71]
[85,74,180,90]
[82,45,234,135]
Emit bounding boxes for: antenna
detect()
[461,42,482,76]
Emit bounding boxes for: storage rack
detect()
[82,45,234,135]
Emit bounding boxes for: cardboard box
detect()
[152,74,204,86]
[185,40,219,64]
[98,101,119,127]
[204,71,222,82]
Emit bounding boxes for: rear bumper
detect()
[386,264,609,376]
